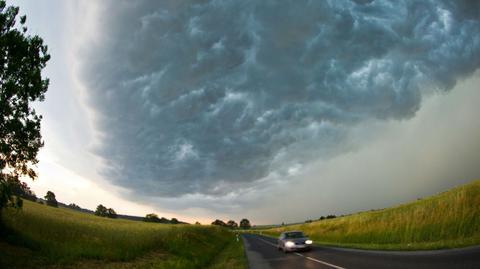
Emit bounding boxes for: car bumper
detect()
[285,244,312,251]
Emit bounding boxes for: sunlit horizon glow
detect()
[11,0,480,225]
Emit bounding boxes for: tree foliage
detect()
[67,203,81,210]
[144,213,160,222]
[211,219,243,229]
[240,218,251,229]
[0,0,50,211]
[95,204,117,218]
[226,220,238,229]
[95,204,107,216]
[211,219,227,227]
[44,191,57,207]
[144,213,182,224]
[0,174,24,209]
[107,208,117,218]
[10,178,36,201]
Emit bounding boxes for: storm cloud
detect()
[79,0,480,200]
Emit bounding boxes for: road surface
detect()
[242,234,480,269]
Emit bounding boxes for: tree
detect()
[95,204,108,217]
[44,191,57,207]
[195,221,201,225]
[143,214,180,224]
[240,218,251,229]
[95,204,117,218]
[211,219,226,227]
[67,203,81,210]
[159,217,169,223]
[0,0,50,211]
[0,166,28,210]
[226,220,238,229]
[10,179,36,201]
[106,208,117,218]
[144,213,160,222]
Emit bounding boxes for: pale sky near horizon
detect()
[12,0,480,225]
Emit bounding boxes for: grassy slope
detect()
[0,200,246,269]
[261,180,480,250]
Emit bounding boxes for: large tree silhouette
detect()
[0,0,50,211]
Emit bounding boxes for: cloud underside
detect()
[80,0,480,199]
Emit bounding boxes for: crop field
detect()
[0,200,246,269]
[260,180,480,250]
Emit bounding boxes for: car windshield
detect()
[284,232,305,239]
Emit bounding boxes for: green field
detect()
[0,200,247,269]
[260,180,480,250]
[2,180,479,268]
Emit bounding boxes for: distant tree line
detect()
[301,214,339,223]
[143,213,181,224]
[318,215,337,221]
[211,218,251,229]
[67,203,81,210]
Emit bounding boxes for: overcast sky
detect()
[13,0,480,224]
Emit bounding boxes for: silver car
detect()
[277,231,313,253]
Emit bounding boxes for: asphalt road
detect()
[242,234,480,269]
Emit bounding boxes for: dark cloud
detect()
[79,0,480,199]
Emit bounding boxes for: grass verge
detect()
[207,233,247,269]
[259,179,480,250]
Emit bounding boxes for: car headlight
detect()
[305,240,313,244]
[285,241,295,247]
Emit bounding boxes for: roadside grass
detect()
[208,233,247,269]
[260,179,480,250]
[0,200,246,268]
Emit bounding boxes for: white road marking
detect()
[256,236,347,269]
[258,237,278,247]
